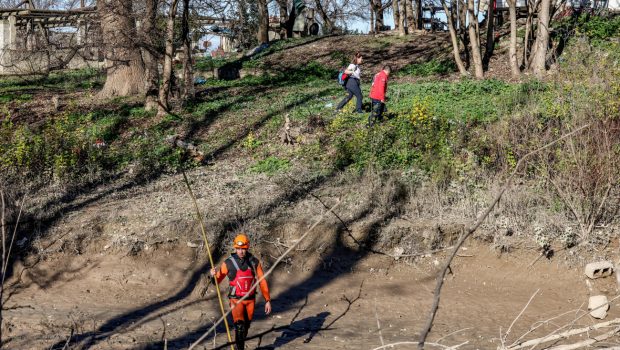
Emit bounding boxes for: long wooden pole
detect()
[182,171,234,350]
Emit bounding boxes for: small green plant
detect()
[249,156,290,175]
[242,132,261,151]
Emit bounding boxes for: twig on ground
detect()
[374,295,385,347]
[540,326,620,350]
[60,326,74,350]
[506,316,620,350]
[508,306,587,348]
[371,341,468,350]
[436,328,473,343]
[501,289,540,347]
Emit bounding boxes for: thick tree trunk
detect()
[181,0,194,101]
[467,0,484,78]
[394,0,401,32]
[376,2,385,31]
[399,0,407,34]
[257,0,269,43]
[405,0,415,33]
[98,0,146,98]
[142,0,159,111]
[158,0,180,115]
[370,0,376,35]
[531,0,551,78]
[507,0,520,77]
[441,0,467,75]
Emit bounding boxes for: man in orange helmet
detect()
[210,233,272,350]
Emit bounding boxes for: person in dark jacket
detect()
[368,65,391,127]
[336,52,364,113]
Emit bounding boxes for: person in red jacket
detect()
[368,65,391,127]
[210,233,272,350]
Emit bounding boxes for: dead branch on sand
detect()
[499,289,540,348]
[188,200,341,350]
[417,124,591,349]
[371,341,468,349]
[505,317,620,350]
[504,294,620,350]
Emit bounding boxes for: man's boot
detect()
[243,320,251,340]
[234,321,246,350]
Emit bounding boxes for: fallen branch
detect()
[371,341,468,350]
[417,123,591,349]
[506,317,620,350]
[501,289,540,347]
[545,325,620,350]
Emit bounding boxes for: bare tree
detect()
[142,0,160,111]
[507,0,520,77]
[398,0,406,34]
[440,0,467,74]
[405,0,415,33]
[467,0,484,78]
[531,0,551,78]
[482,0,495,68]
[522,0,540,68]
[97,0,147,98]
[158,0,180,115]
[257,0,269,43]
[393,0,401,32]
[181,0,194,101]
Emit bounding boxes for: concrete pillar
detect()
[26,20,34,51]
[221,36,232,52]
[77,20,87,45]
[0,16,16,50]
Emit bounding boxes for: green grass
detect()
[397,59,456,77]
[1,36,617,188]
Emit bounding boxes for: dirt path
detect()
[6,241,615,350]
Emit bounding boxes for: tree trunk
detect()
[522,0,538,68]
[257,0,269,43]
[97,0,147,98]
[376,1,385,32]
[370,0,376,35]
[458,0,470,66]
[507,0,520,77]
[158,0,180,115]
[277,0,288,38]
[531,0,551,78]
[142,0,159,111]
[394,0,401,32]
[315,0,334,33]
[405,0,415,33]
[416,0,423,29]
[482,0,495,69]
[441,0,467,75]
[399,0,407,35]
[181,0,194,101]
[467,0,484,78]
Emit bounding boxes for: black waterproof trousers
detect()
[336,78,363,113]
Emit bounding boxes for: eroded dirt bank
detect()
[6,239,615,350]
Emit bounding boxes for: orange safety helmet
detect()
[233,233,250,249]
